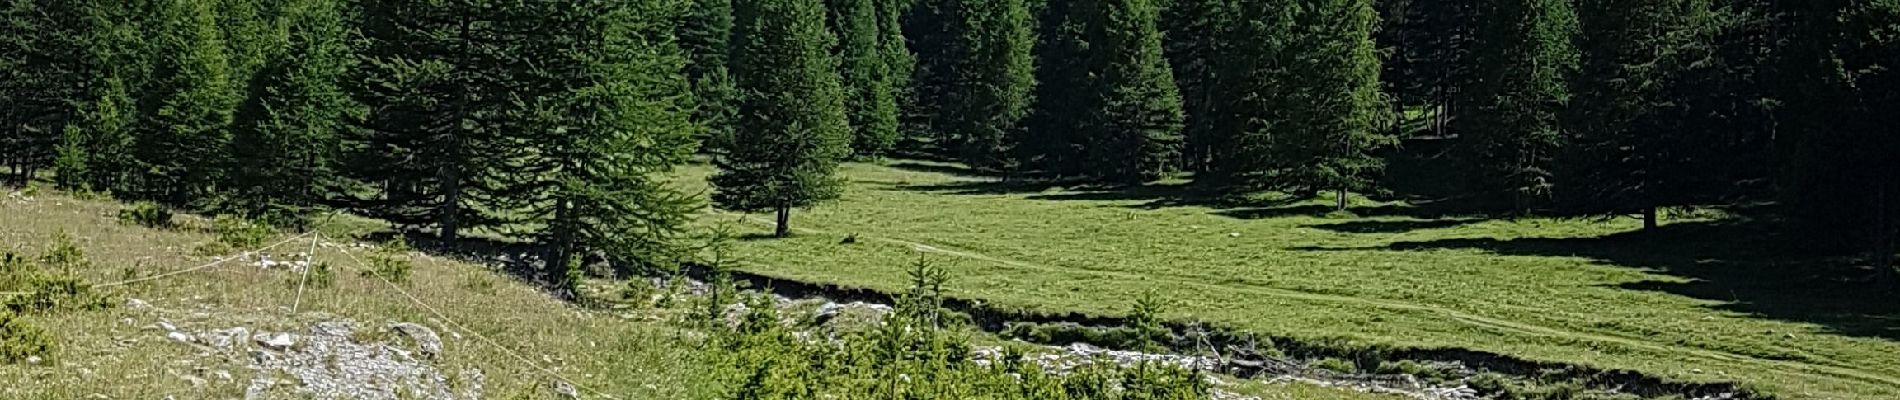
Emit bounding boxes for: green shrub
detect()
[212,215,275,249]
[1375,360,1456,382]
[288,261,335,290]
[117,201,173,228]
[1311,357,1357,374]
[2,238,114,315]
[0,310,52,364]
[359,238,413,284]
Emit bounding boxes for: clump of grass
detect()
[287,261,335,290]
[0,310,52,364]
[359,238,413,284]
[1311,357,1358,374]
[212,215,275,249]
[2,236,114,314]
[1375,360,1457,383]
[116,201,172,228]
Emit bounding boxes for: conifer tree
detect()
[0,0,91,186]
[134,0,242,204]
[831,0,901,159]
[1561,0,1721,229]
[228,0,358,222]
[56,0,155,193]
[934,0,1036,171]
[679,0,739,150]
[1088,0,1186,182]
[349,0,510,241]
[877,0,919,145]
[1026,0,1097,176]
[1207,0,1294,184]
[1161,0,1237,173]
[1451,0,1578,212]
[1273,0,1391,207]
[714,0,853,238]
[498,0,700,277]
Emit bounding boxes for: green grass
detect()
[0,189,1393,399]
[679,160,1900,400]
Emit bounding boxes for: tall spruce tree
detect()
[714,0,852,238]
[57,0,156,193]
[877,0,919,147]
[349,0,510,241]
[0,0,92,186]
[831,0,902,159]
[1087,0,1186,182]
[1274,0,1392,207]
[1451,0,1578,212]
[679,0,738,151]
[497,0,700,279]
[1561,0,1721,229]
[934,0,1036,171]
[1026,0,1097,176]
[134,0,243,204]
[1161,0,1237,173]
[228,0,357,222]
[1208,0,1294,185]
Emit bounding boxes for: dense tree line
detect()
[4,0,1897,284]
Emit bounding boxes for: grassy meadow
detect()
[0,187,1396,399]
[678,160,1900,400]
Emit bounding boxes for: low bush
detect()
[212,215,275,250]
[2,237,114,315]
[0,310,52,364]
[116,201,172,228]
[1311,357,1358,374]
[359,238,413,284]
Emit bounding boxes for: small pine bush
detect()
[360,238,413,284]
[213,215,275,249]
[116,201,173,228]
[0,310,52,364]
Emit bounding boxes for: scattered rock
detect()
[167,331,196,344]
[553,381,580,399]
[125,298,151,310]
[258,333,296,350]
[1228,232,1242,238]
[24,356,42,365]
[389,323,443,359]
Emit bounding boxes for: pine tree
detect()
[497,0,700,278]
[1275,0,1392,207]
[349,0,510,241]
[1560,0,1721,229]
[134,0,242,204]
[0,0,92,186]
[1207,0,1295,185]
[58,0,155,193]
[1451,0,1578,212]
[228,0,358,223]
[877,0,919,147]
[714,0,853,238]
[831,0,901,159]
[1161,0,1237,173]
[934,0,1036,171]
[679,0,739,151]
[1026,0,1097,176]
[1088,0,1186,183]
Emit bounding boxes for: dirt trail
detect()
[737,216,1900,390]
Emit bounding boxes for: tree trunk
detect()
[775,205,791,238]
[438,162,461,242]
[1642,206,1658,231]
[1877,185,1897,289]
[1336,188,1348,211]
[439,12,474,244]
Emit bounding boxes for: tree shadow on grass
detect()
[1303,218,1483,233]
[1295,220,1900,342]
[883,161,993,178]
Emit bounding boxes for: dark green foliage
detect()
[1,236,114,316]
[118,201,174,228]
[714,0,853,237]
[1271,0,1392,199]
[229,0,358,222]
[830,0,902,159]
[493,0,701,276]
[361,237,413,284]
[1160,0,1237,173]
[1559,0,1729,229]
[1450,0,1579,212]
[1088,0,1187,182]
[0,0,97,186]
[922,0,1037,171]
[679,0,738,151]
[132,0,243,205]
[1025,0,1096,176]
[348,0,512,241]
[876,0,920,146]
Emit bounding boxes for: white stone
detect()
[259,333,296,350]
[167,331,195,344]
[125,298,151,310]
